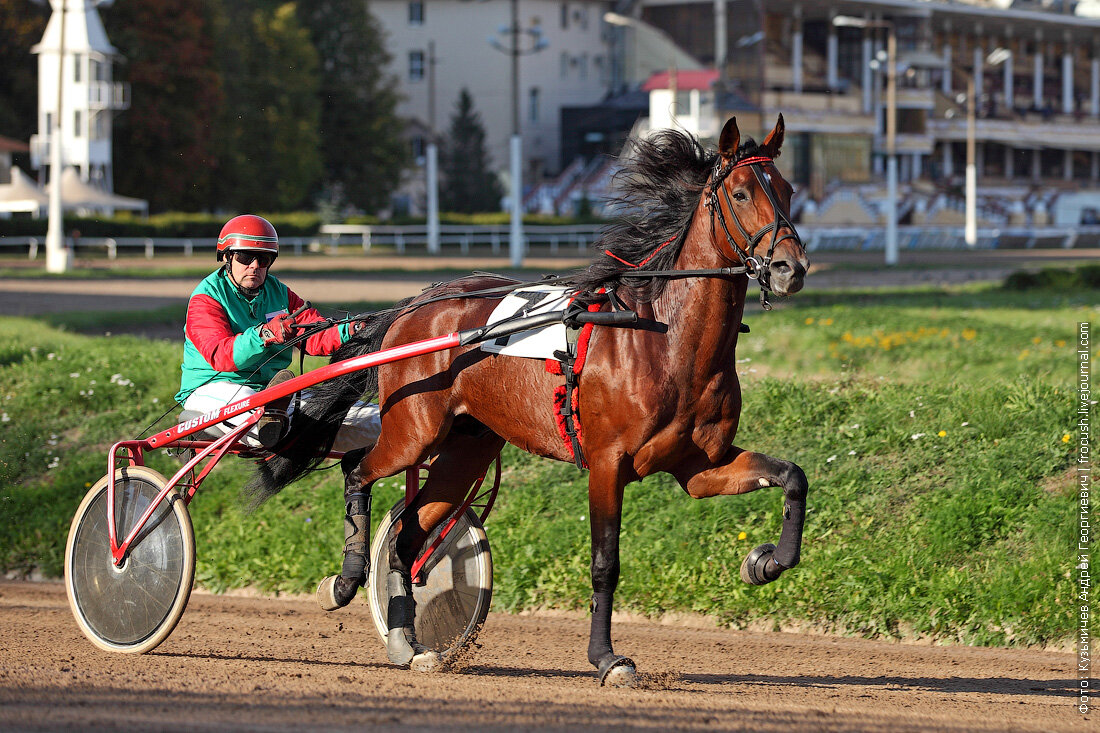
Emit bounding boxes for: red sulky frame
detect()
[104,332,468,566]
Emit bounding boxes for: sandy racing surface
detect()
[0,582,1085,732]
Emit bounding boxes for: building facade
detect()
[29,0,129,192]
[640,0,1100,198]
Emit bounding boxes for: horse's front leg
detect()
[586,459,638,687]
[673,447,808,584]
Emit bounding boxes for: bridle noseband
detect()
[706,154,803,309]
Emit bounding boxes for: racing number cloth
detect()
[175,269,351,403]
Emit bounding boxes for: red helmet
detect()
[216,214,279,261]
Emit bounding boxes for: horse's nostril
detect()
[772,261,792,275]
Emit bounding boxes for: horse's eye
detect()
[732,191,748,203]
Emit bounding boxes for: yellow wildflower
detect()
[737,531,747,541]
[938,430,947,437]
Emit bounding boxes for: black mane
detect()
[572,128,766,302]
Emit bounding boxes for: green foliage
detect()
[1001,263,1100,291]
[298,0,409,213]
[0,211,323,239]
[208,2,322,211]
[439,89,505,214]
[0,285,1091,648]
[103,0,222,212]
[0,0,49,147]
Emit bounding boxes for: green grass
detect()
[0,282,1092,648]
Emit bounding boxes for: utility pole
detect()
[427,40,440,255]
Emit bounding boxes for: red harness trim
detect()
[545,301,601,468]
[603,233,678,270]
[733,155,774,169]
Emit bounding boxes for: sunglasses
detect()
[233,251,274,268]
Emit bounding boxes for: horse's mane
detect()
[572,128,766,302]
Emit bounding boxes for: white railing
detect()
[1,224,1096,261]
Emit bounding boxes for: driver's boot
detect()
[257,369,295,448]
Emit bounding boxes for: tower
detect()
[29,0,130,191]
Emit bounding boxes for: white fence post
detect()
[144,238,154,259]
[106,238,117,260]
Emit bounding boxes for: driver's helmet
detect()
[216,214,279,261]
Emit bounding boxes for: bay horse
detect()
[247,115,809,686]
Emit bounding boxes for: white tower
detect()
[29,0,130,191]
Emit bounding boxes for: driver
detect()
[175,214,380,450]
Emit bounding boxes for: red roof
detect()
[641,69,719,92]
[0,136,29,154]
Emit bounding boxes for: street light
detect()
[490,0,547,268]
[833,15,898,265]
[952,48,1010,247]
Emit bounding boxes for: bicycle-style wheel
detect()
[65,466,195,654]
[367,499,493,661]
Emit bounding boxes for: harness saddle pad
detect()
[480,286,573,360]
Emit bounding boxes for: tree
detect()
[207,1,322,211]
[297,0,408,212]
[0,1,49,157]
[440,89,503,213]
[102,0,222,211]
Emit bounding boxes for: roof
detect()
[0,136,29,154]
[642,69,720,92]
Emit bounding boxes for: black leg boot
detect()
[316,448,371,611]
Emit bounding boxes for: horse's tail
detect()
[241,299,410,510]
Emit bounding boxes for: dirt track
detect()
[0,582,1085,732]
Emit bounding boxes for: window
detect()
[408,2,424,26]
[528,87,540,123]
[561,52,570,78]
[561,3,568,29]
[73,53,82,83]
[409,50,425,81]
[411,135,425,162]
[578,53,588,80]
[74,110,82,138]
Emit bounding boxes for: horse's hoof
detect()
[740,543,782,585]
[317,575,341,611]
[598,655,637,688]
[409,649,444,673]
[316,575,355,611]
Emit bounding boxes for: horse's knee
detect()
[779,462,808,503]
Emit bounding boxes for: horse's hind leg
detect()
[674,448,808,585]
[386,426,505,670]
[317,447,372,611]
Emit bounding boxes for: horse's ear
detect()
[761,113,785,157]
[718,117,741,161]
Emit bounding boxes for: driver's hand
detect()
[259,313,298,346]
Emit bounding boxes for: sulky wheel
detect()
[366,499,493,664]
[65,466,195,654]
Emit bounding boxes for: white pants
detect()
[183,381,381,452]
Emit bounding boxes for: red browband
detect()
[733,155,774,169]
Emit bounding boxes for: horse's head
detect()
[709,115,808,297]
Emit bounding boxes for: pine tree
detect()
[440,89,503,213]
[297,0,409,213]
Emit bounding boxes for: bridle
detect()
[706,154,803,309]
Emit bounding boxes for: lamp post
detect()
[426,40,440,255]
[44,0,72,273]
[834,16,898,265]
[490,0,546,268]
[954,49,1009,247]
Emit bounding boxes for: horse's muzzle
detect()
[768,256,808,296]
